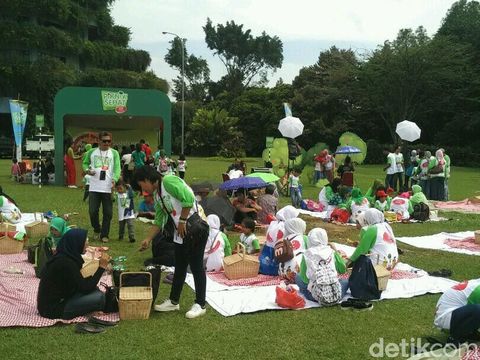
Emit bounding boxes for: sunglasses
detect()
[101,139,112,143]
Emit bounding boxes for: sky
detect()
[110,0,457,91]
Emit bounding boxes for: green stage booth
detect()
[54,86,171,186]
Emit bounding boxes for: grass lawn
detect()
[0,158,479,360]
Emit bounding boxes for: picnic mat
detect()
[0,252,119,328]
[207,272,282,287]
[432,198,480,213]
[396,231,479,256]
[186,243,456,316]
[298,209,447,223]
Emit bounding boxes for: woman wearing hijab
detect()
[204,215,231,272]
[428,149,446,201]
[37,229,110,320]
[346,188,370,223]
[296,228,347,301]
[318,178,343,214]
[259,205,299,275]
[278,218,308,283]
[347,209,399,268]
[47,217,71,249]
[410,185,429,208]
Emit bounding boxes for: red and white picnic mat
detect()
[444,237,480,253]
[0,252,118,328]
[207,271,282,287]
[338,269,422,281]
[464,348,480,360]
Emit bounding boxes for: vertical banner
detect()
[283,102,292,117]
[9,100,29,161]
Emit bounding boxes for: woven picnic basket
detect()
[474,230,480,245]
[25,214,49,239]
[80,259,99,278]
[372,255,392,291]
[223,243,260,280]
[0,221,24,254]
[118,272,153,320]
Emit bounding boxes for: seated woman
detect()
[346,188,370,223]
[47,217,71,250]
[318,178,343,214]
[0,186,22,223]
[410,184,429,208]
[37,229,110,320]
[204,215,232,272]
[232,188,262,224]
[434,279,480,344]
[259,205,299,275]
[295,228,348,301]
[389,192,413,221]
[277,218,308,283]
[256,185,278,224]
[347,209,399,268]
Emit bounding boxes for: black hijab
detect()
[54,228,88,268]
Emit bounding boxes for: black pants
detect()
[119,218,135,240]
[83,185,90,202]
[450,304,480,341]
[170,239,208,307]
[89,192,113,238]
[178,171,185,179]
[429,176,445,201]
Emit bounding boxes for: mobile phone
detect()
[100,170,106,180]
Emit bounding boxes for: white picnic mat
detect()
[396,231,478,256]
[186,243,457,316]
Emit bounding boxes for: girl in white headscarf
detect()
[259,205,300,275]
[204,215,232,271]
[347,209,399,268]
[278,217,308,282]
[295,228,348,301]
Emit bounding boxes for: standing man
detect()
[82,131,121,243]
[394,145,404,192]
[383,148,396,190]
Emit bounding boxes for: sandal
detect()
[88,316,119,327]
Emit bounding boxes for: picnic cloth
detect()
[396,231,479,256]
[432,198,480,214]
[298,209,447,223]
[0,252,119,328]
[207,271,282,287]
[186,243,456,316]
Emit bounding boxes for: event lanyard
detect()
[100,150,110,169]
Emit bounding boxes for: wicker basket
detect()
[223,243,260,280]
[25,214,49,239]
[118,272,153,320]
[373,264,391,291]
[0,222,24,254]
[80,259,99,278]
[474,230,480,245]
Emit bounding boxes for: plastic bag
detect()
[330,208,349,223]
[275,285,306,309]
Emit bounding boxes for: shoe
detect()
[154,299,179,312]
[93,232,100,241]
[185,303,206,319]
[68,185,78,189]
[353,301,373,311]
[74,322,106,334]
[129,238,136,243]
[340,298,365,310]
[88,316,119,327]
[101,237,109,243]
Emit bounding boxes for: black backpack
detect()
[34,238,53,278]
[412,203,430,222]
[348,255,381,301]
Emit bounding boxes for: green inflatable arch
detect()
[54,86,171,186]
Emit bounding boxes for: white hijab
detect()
[276,205,300,222]
[305,228,336,280]
[265,205,299,247]
[284,218,306,237]
[364,208,385,226]
[207,214,221,241]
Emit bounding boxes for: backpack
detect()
[274,239,294,263]
[310,259,342,306]
[34,238,53,278]
[348,255,381,300]
[412,203,430,222]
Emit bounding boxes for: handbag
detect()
[348,255,381,300]
[101,282,119,313]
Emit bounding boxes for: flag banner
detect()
[283,102,292,117]
[9,100,28,146]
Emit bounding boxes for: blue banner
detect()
[9,100,28,146]
[283,102,292,117]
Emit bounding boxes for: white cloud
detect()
[110,0,456,87]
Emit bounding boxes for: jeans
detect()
[385,174,395,189]
[450,304,480,341]
[119,218,135,240]
[394,172,404,192]
[170,238,208,307]
[89,191,113,238]
[314,170,323,184]
[290,187,302,208]
[63,289,105,320]
[295,274,349,302]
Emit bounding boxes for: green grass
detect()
[1,159,480,360]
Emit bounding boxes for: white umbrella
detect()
[278,116,304,139]
[396,120,421,142]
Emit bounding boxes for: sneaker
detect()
[154,299,179,312]
[185,303,206,319]
[129,238,136,243]
[101,237,109,243]
[68,185,78,189]
[340,298,364,310]
[353,301,373,311]
[93,232,101,241]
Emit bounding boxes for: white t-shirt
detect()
[240,233,259,254]
[228,169,243,179]
[390,197,410,220]
[87,148,116,193]
[324,156,334,171]
[122,153,132,165]
[177,160,186,172]
[117,192,135,221]
[386,153,397,175]
[314,161,322,171]
[434,279,480,330]
[395,153,404,173]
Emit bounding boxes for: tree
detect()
[165,37,210,102]
[203,18,283,93]
[186,108,242,156]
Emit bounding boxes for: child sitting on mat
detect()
[239,218,260,255]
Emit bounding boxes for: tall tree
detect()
[203,18,283,93]
[164,37,211,102]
